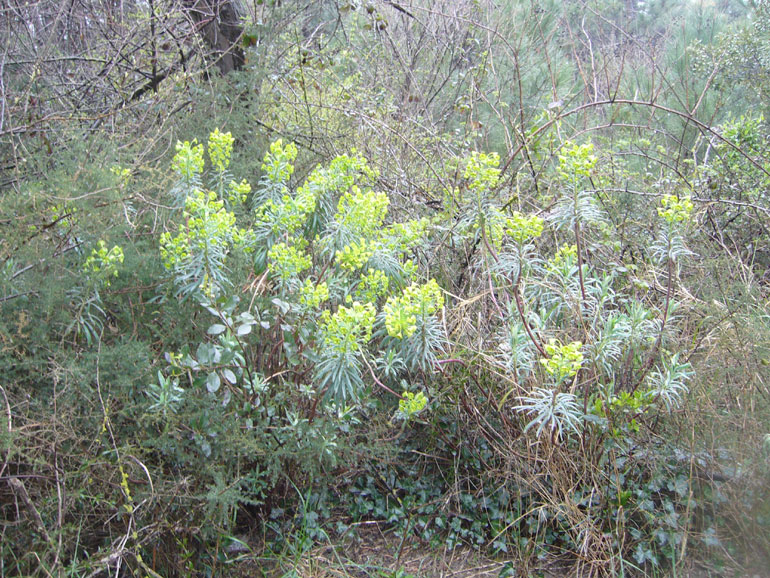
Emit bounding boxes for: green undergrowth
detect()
[4,126,766,576]
[3,3,770,574]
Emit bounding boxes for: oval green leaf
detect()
[208,323,227,335]
[206,372,221,393]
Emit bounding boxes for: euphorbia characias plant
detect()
[154,130,443,420]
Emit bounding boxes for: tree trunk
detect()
[184,0,246,74]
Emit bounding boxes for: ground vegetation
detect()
[1,1,769,576]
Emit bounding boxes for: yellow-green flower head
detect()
[160,231,190,270]
[255,185,317,235]
[299,279,329,308]
[208,128,235,173]
[321,301,376,354]
[505,211,545,244]
[383,218,430,252]
[355,269,389,302]
[261,139,298,184]
[334,189,389,238]
[402,259,417,280]
[549,244,577,268]
[464,151,501,192]
[267,242,311,282]
[558,141,597,180]
[110,165,131,186]
[384,301,417,340]
[384,279,444,339]
[161,189,237,270]
[398,391,428,419]
[300,152,378,206]
[227,179,251,205]
[540,339,584,380]
[83,240,124,287]
[335,240,373,271]
[172,139,205,180]
[657,194,693,224]
[183,190,235,229]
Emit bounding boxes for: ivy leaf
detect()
[208,323,227,335]
[206,372,221,393]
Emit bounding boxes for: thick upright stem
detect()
[574,219,588,305]
[513,245,547,358]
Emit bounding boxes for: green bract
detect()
[549,243,577,268]
[454,150,517,254]
[207,128,234,173]
[334,189,389,239]
[324,150,378,190]
[172,139,205,181]
[382,218,430,252]
[83,240,124,288]
[384,279,444,339]
[317,301,378,402]
[505,211,545,244]
[268,242,311,282]
[320,301,376,355]
[160,189,241,297]
[299,279,329,308]
[261,139,298,184]
[464,151,501,192]
[540,339,584,381]
[558,140,598,181]
[658,194,694,224]
[227,179,251,205]
[254,187,316,236]
[335,240,373,271]
[397,390,428,420]
[355,269,389,302]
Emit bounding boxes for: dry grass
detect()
[235,526,516,578]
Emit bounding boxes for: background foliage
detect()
[2,0,770,576]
